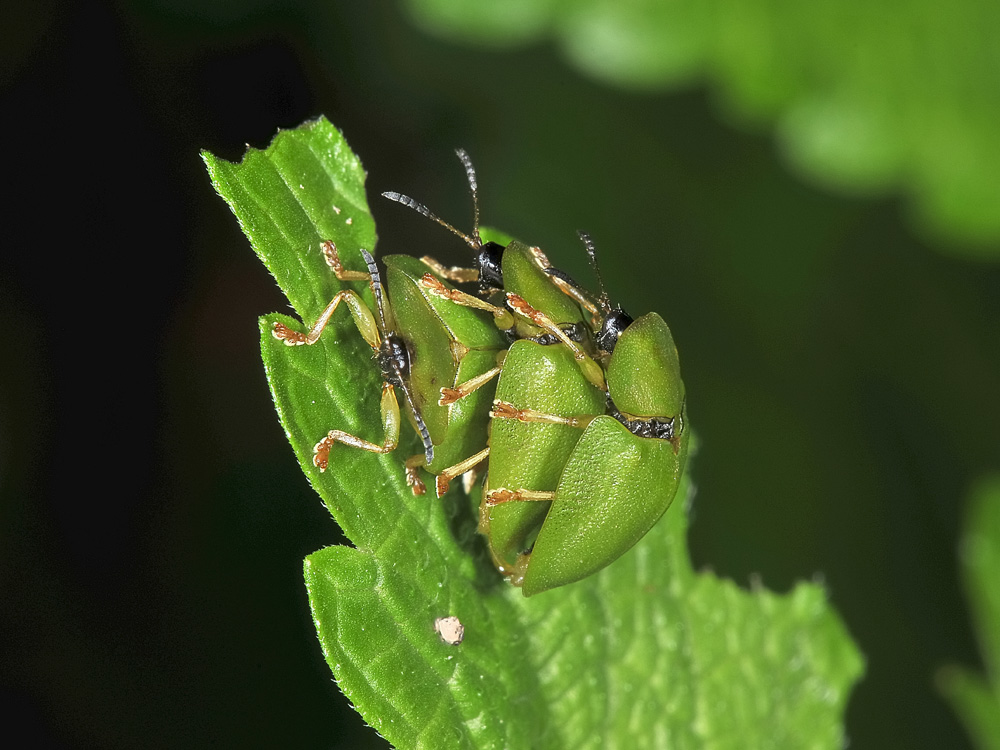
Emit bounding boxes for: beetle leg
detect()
[420,256,480,284]
[490,400,596,429]
[484,488,555,506]
[403,455,428,496]
[272,289,381,349]
[526,244,553,268]
[312,383,401,471]
[549,275,602,330]
[440,366,502,405]
[419,274,515,331]
[320,240,371,281]
[506,294,606,390]
[526,245,603,328]
[435,446,490,497]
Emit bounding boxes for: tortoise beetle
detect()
[272,241,507,494]
[480,233,690,596]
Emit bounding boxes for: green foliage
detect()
[405,0,1000,254]
[940,476,1000,750]
[204,117,863,748]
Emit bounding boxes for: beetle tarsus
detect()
[490,400,593,428]
[435,475,451,496]
[439,387,462,405]
[318,240,371,281]
[313,437,333,472]
[420,256,479,284]
[489,401,521,420]
[485,487,555,506]
[311,423,400,474]
[484,488,516,506]
[439,366,503,406]
[406,466,427,496]
[273,322,308,345]
[435,447,490,497]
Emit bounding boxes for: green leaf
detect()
[939,475,1000,750]
[204,117,864,748]
[403,0,1000,254]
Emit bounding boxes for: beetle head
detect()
[382,149,507,296]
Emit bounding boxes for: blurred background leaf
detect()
[406,0,1000,256]
[940,476,1000,750]
[1,0,997,748]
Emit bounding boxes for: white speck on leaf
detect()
[434,615,464,645]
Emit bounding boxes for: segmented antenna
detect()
[544,266,585,290]
[381,190,479,249]
[397,378,435,465]
[381,149,486,250]
[359,248,391,332]
[454,148,483,246]
[577,231,613,313]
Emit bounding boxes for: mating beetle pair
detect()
[274,151,688,596]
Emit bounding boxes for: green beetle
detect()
[383,154,688,595]
[479,233,689,596]
[379,150,607,497]
[272,240,506,494]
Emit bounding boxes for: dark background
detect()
[2,0,997,747]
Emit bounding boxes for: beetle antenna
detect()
[397,378,435,465]
[454,148,483,247]
[381,191,480,250]
[544,263,603,322]
[544,266,581,287]
[359,248,394,333]
[577,231,613,314]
